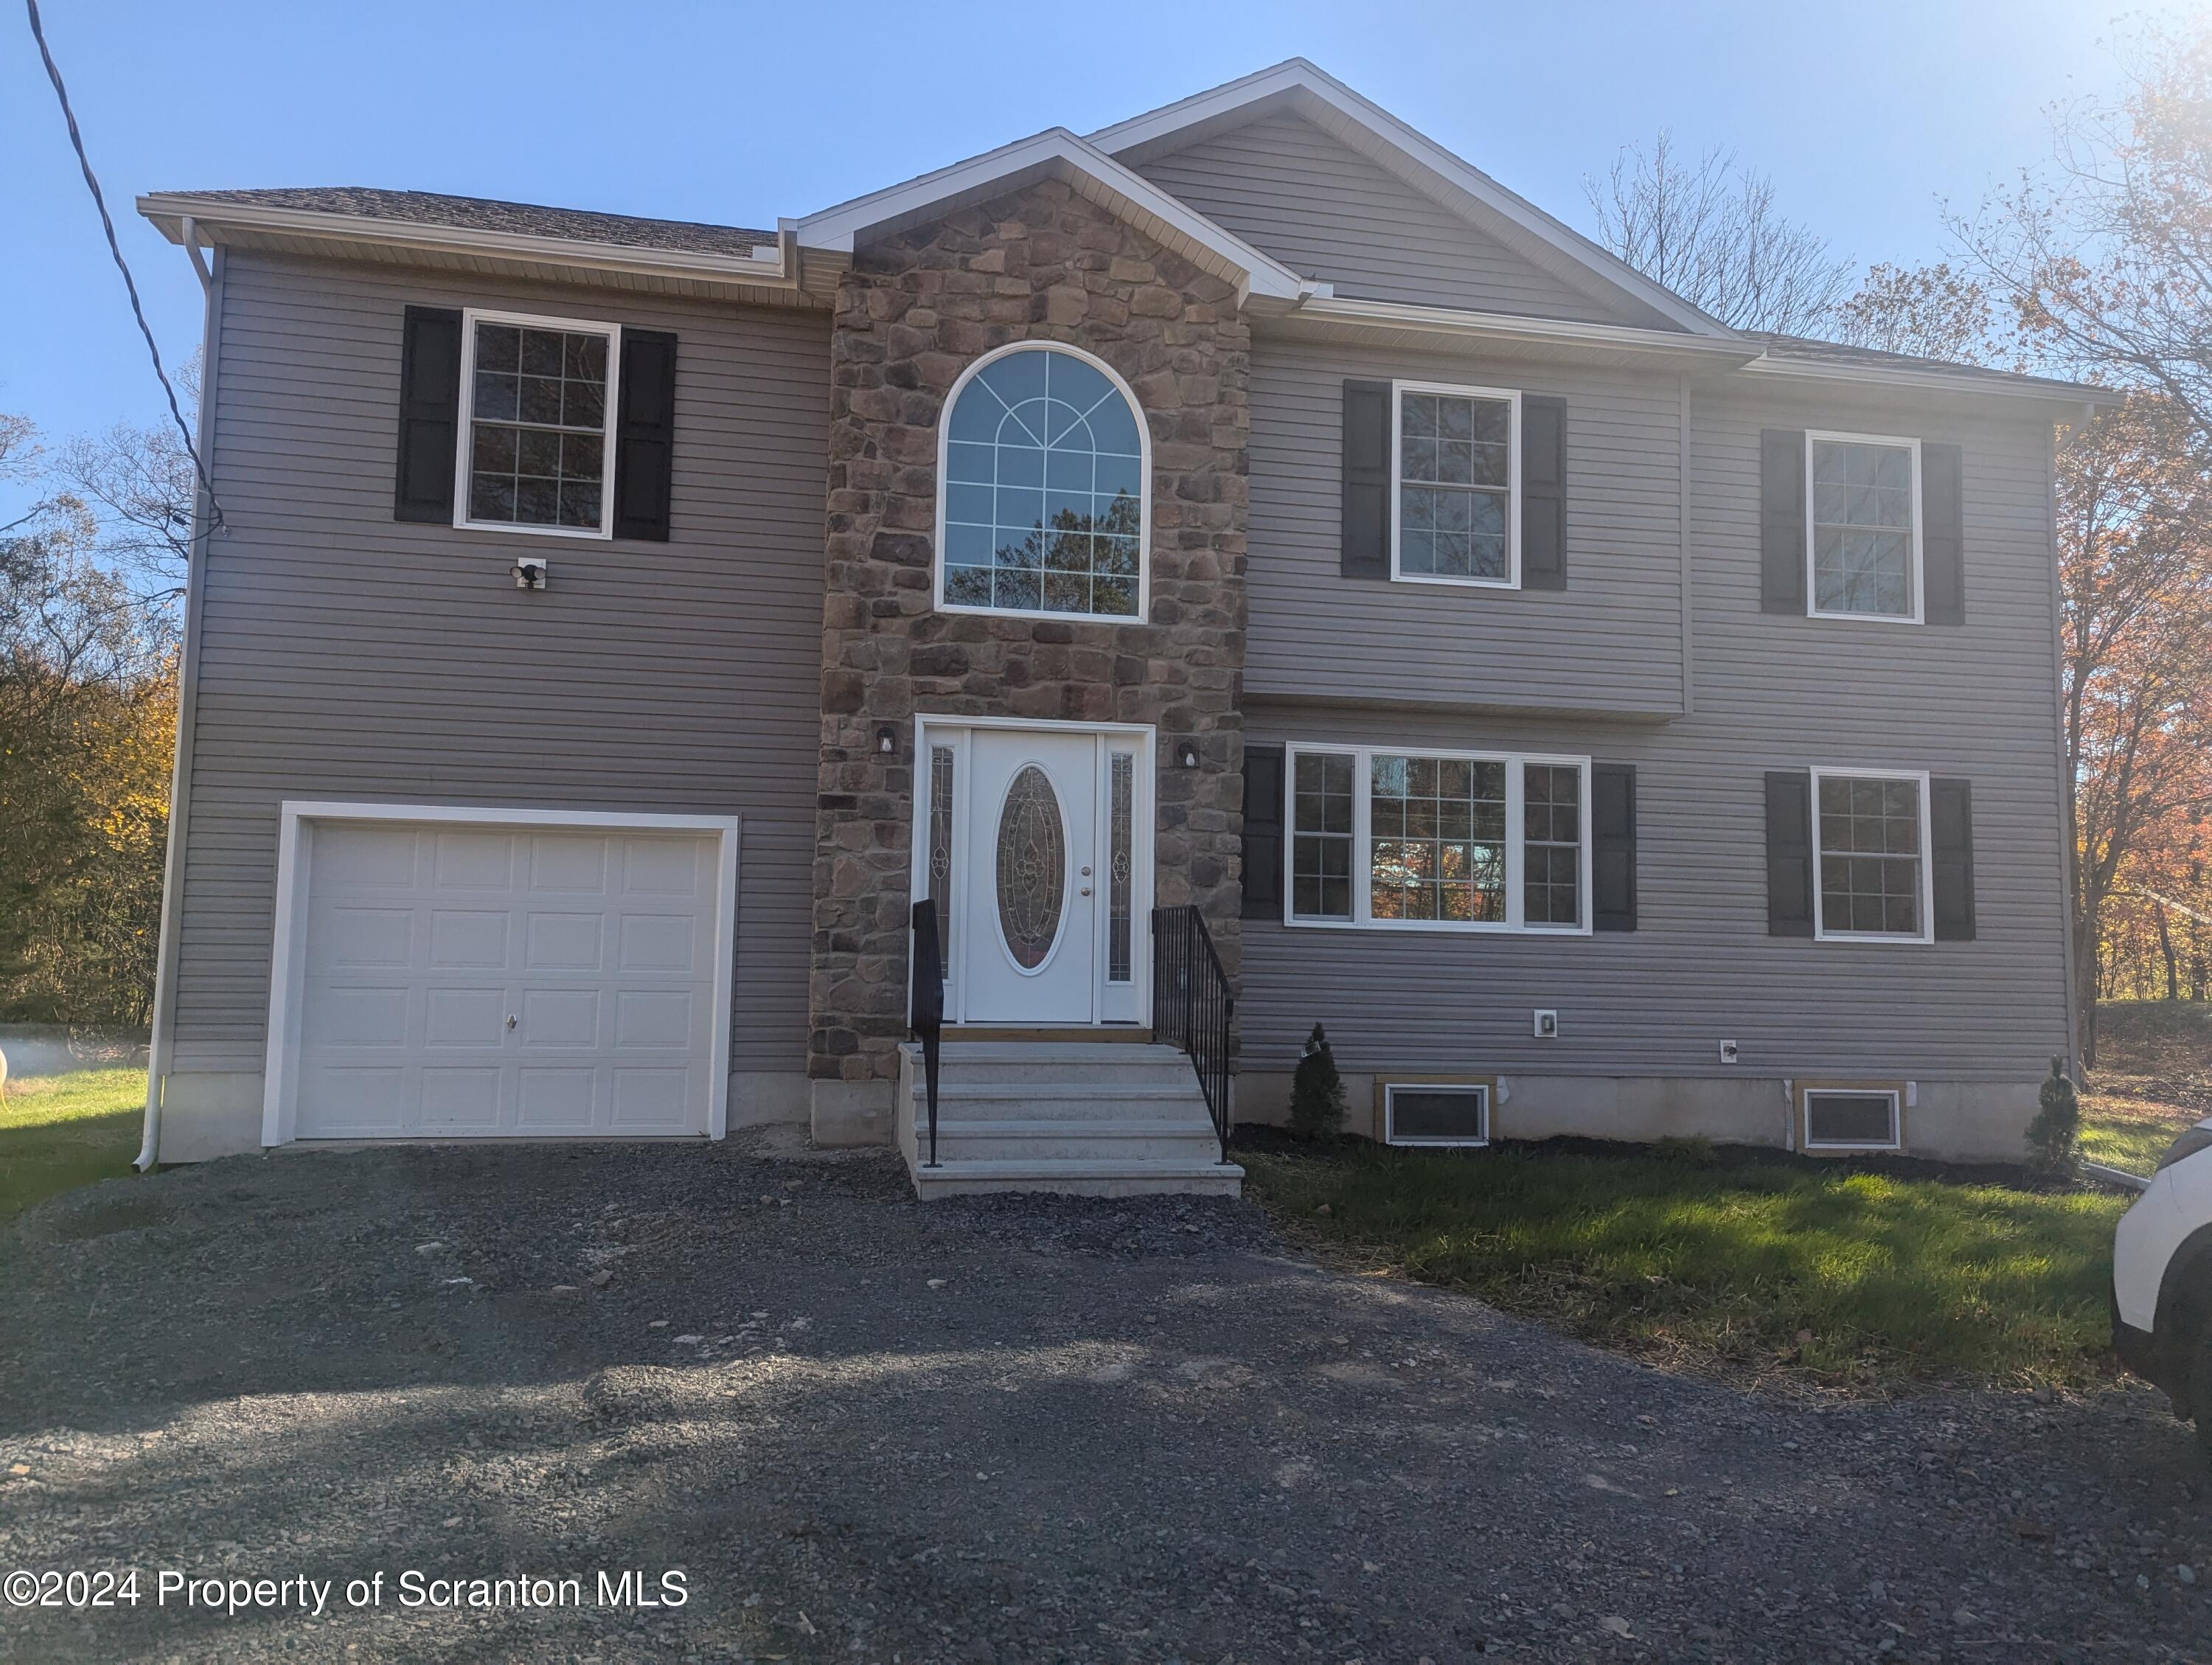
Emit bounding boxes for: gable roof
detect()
[1086,59,1733,339]
[785,127,1307,306]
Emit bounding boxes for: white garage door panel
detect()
[291,822,721,1139]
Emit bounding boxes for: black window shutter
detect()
[394,306,462,522]
[1765,769,1815,936]
[1241,743,1287,920]
[1341,380,1392,580]
[1930,776,1976,940]
[1591,762,1636,931]
[1922,442,1965,625]
[1759,428,1806,614]
[613,327,678,540]
[1521,394,1568,591]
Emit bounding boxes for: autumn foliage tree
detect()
[0,411,182,1029]
[2055,394,2212,1059]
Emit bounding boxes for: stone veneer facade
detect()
[807,179,1253,1141]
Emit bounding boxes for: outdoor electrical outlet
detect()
[1719,1040,1741,1065]
[1532,1009,1559,1039]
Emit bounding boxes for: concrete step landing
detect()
[896,1040,1242,1199]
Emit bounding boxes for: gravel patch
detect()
[0,1130,2204,1663]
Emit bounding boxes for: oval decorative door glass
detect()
[995,765,1066,970]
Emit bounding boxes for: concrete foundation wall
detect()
[1234,1069,2041,1164]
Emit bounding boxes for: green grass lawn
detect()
[0,1066,146,1225]
[1242,1139,2126,1394]
[2081,1000,2210,1175]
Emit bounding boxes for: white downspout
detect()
[137,219,219,1171]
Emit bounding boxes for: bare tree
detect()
[1585,132,1857,335]
[50,354,199,629]
[1829,262,2001,364]
[1955,24,2212,431]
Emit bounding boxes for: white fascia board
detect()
[137,193,787,283]
[1277,295,1761,366]
[788,128,1306,303]
[1738,351,2127,409]
[1087,59,1736,341]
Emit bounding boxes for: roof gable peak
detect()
[787,126,1306,305]
[1088,60,1734,338]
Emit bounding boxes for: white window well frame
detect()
[1800,1085,1904,1153]
[932,341,1153,625]
[453,307,623,541]
[1382,1080,1492,1148]
[1804,430,1922,625]
[1391,379,1522,591]
[1808,765,1935,945]
[1282,743,1593,935]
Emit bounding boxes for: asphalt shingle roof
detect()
[1745,330,2105,397]
[164,187,773,257]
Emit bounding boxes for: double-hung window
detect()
[1392,382,1520,588]
[1811,767,1933,943]
[1807,432,1921,622]
[1287,745,1590,933]
[456,309,621,538]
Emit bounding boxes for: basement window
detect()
[1382,1082,1491,1147]
[1801,1086,1902,1153]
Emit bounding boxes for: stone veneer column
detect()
[807,179,1252,1144]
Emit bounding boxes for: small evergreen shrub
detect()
[2024,1054,2081,1179]
[1289,1023,1348,1141]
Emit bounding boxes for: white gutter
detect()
[1276,293,1759,366]
[136,193,790,288]
[1737,350,2124,407]
[138,227,220,1172]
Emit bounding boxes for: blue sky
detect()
[1,0,2188,453]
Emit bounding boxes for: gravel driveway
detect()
[1,1133,2205,1664]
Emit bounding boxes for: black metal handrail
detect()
[1151,905,1234,1162]
[909,900,944,1168]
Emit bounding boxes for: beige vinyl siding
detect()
[1135,112,1633,324]
[1246,335,1688,715]
[1239,378,2070,1083]
[170,251,829,1074]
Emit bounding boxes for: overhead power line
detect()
[24,0,223,539]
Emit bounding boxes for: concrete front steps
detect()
[894,1040,1243,1199]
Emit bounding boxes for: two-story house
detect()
[132,61,2112,1195]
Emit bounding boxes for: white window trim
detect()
[1382,1080,1492,1148]
[1801,1085,1904,1153]
[453,307,622,541]
[1390,379,1522,590]
[1804,430,1922,625]
[1281,743,1592,936]
[1809,765,1935,945]
[932,341,1153,625]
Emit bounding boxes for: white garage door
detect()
[291,820,723,1139]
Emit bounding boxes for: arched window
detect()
[937,344,1147,619]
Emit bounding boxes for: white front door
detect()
[963,730,1098,1023]
[924,722,1150,1026]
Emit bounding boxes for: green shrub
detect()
[2025,1054,2081,1178]
[1288,1023,1347,1141]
